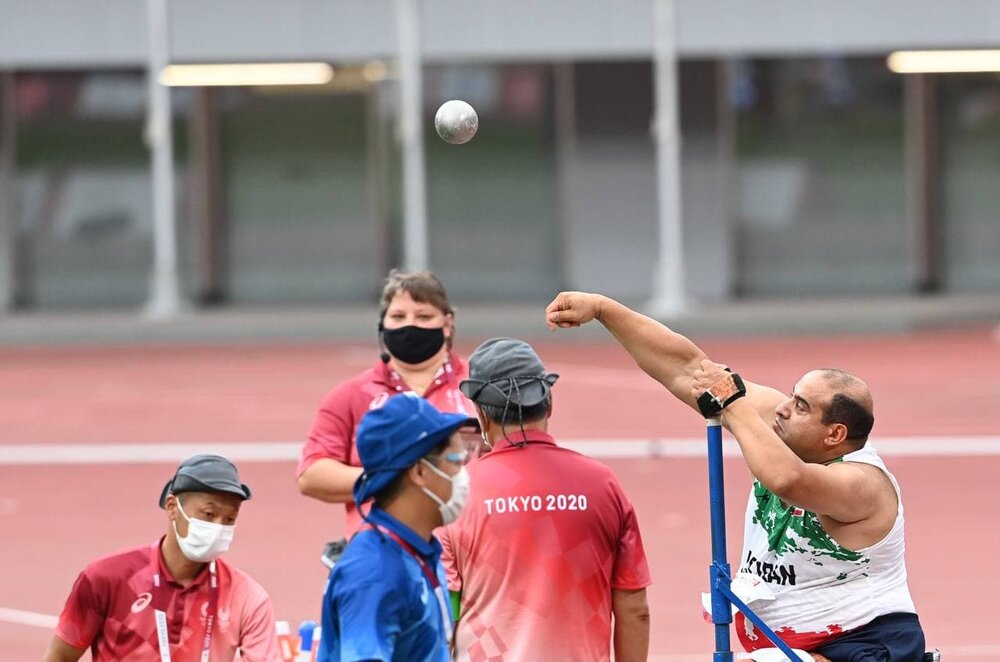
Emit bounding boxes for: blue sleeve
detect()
[319,551,407,662]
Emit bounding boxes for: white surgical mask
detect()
[172,497,235,563]
[420,462,471,525]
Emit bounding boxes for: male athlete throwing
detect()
[546,292,926,661]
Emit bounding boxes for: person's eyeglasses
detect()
[457,425,483,449]
[438,449,470,466]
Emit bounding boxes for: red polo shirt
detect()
[298,353,474,534]
[55,539,279,662]
[439,430,651,662]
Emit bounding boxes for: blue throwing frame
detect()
[706,416,802,661]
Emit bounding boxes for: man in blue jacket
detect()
[319,393,473,662]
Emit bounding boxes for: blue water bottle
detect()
[296,620,317,661]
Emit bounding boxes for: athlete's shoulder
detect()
[842,443,888,470]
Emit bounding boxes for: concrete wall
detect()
[3,1,1000,68]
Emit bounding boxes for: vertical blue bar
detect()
[707,417,733,661]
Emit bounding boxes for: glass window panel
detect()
[568,61,658,301]
[423,64,560,298]
[733,57,908,296]
[15,71,192,308]
[939,74,1000,291]
[222,89,377,303]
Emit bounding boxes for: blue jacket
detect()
[318,507,452,662]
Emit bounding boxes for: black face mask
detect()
[381,325,446,365]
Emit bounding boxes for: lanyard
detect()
[368,524,453,643]
[151,555,219,662]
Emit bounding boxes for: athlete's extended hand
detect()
[690,359,731,401]
[545,291,605,330]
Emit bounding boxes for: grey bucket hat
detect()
[158,453,252,508]
[459,338,559,408]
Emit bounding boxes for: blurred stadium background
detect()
[2,0,1000,311]
[1,1,1000,660]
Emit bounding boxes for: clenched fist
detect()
[544,291,606,330]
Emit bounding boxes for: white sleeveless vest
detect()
[735,444,917,651]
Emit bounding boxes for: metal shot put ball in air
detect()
[435,100,479,145]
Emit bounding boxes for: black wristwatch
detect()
[697,371,747,418]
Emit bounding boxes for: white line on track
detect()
[943,645,1000,655]
[1,437,1000,465]
[0,607,59,629]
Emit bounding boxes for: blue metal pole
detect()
[714,578,804,661]
[706,417,804,661]
[706,417,733,661]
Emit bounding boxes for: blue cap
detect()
[353,393,472,506]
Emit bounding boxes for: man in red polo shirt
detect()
[45,454,279,662]
[439,338,652,662]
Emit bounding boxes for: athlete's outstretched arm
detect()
[545,292,784,416]
[546,292,705,409]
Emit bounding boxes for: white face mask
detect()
[172,497,235,563]
[420,462,471,525]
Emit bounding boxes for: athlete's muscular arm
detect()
[546,292,704,409]
[695,361,884,523]
[611,588,650,662]
[545,292,785,417]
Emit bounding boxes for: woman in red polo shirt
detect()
[297,270,477,545]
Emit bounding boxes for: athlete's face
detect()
[772,371,835,462]
[382,291,452,339]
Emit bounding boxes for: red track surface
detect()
[1,327,998,659]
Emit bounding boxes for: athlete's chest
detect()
[744,485,867,583]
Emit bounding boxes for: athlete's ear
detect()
[825,422,848,447]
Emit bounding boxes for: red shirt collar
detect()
[489,429,556,451]
[373,352,465,390]
[152,536,213,589]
